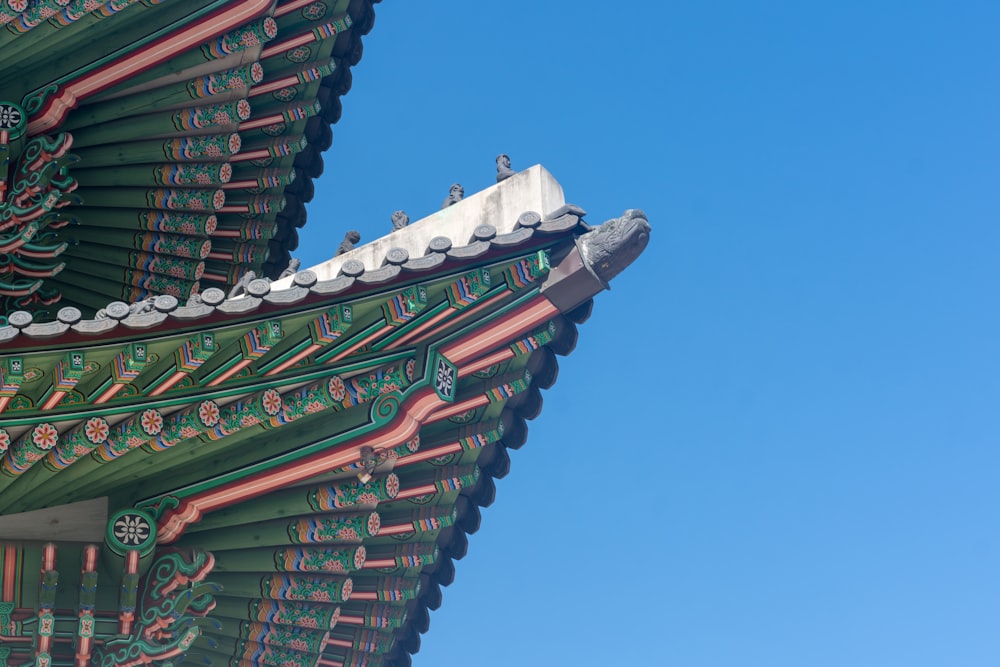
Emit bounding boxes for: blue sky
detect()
[297,2,1000,665]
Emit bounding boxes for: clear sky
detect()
[296,2,1000,665]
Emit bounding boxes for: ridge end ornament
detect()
[540,208,650,311]
[577,208,651,285]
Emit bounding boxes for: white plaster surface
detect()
[272,165,566,288]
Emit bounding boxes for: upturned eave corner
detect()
[0,1,651,661]
[541,206,651,313]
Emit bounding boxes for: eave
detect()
[0,166,650,666]
[0,0,381,316]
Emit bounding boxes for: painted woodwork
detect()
[0,0,361,313]
[0,1,650,664]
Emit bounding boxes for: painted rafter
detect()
[143,295,558,543]
[24,0,274,133]
[0,279,554,521]
[0,156,650,667]
[0,0,375,316]
[0,356,413,514]
[0,245,551,427]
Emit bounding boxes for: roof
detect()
[0,165,650,666]
[0,0,381,317]
[0,4,654,666]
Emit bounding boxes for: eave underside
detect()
[0,169,614,666]
[0,0,380,317]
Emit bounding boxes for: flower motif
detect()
[32,423,58,450]
[228,134,242,154]
[113,514,151,546]
[236,99,251,120]
[335,526,359,541]
[261,389,282,416]
[238,30,260,47]
[139,409,163,435]
[262,123,286,136]
[340,578,353,600]
[385,473,400,498]
[405,358,416,382]
[331,560,349,573]
[198,400,220,426]
[304,2,327,20]
[367,512,381,536]
[0,104,21,129]
[354,546,367,570]
[286,46,311,62]
[0,429,10,454]
[84,417,109,444]
[273,86,298,102]
[328,376,346,401]
[356,492,379,506]
[288,638,309,651]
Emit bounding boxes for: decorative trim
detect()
[106,508,156,557]
[93,550,217,667]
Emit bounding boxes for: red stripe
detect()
[2,545,16,601]
[29,0,273,133]
[156,295,558,542]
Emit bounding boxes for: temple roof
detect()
[0,166,651,666]
[0,3,654,666]
[0,0,380,317]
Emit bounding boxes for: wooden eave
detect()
[0,166,624,665]
[0,1,652,661]
[0,0,381,317]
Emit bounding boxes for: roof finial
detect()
[496,154,515,182]
[442,183,464,209]
[278,257,300,278]
[391,210,409,231]
[227,270,257,299]
[336,230,361,256]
